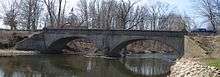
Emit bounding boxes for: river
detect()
[0,53,177,77]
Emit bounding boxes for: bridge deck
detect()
[44,29,186,37]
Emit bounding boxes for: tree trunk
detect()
[57,0,62,28]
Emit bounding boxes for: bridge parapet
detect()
[44,29,185,37]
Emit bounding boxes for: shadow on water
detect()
[0,54,176,77]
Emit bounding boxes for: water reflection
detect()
[0,55,173,77]
[123,59,172,76]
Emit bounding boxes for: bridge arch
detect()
[47,36,97,54]
[109,38,179,57]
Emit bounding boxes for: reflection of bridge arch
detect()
[111,58,172,77]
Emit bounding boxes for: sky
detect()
[0,0,196,29]
[68,0,193,15]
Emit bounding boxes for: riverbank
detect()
[169,58,220,77]
[179,35,220,77]
[0,49,38,57]
[201,58,220,69]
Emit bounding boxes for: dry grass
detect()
[201,58,220,69]
[189,36,220,69]
[190,36,215,51]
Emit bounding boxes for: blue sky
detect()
[0,0,198,29]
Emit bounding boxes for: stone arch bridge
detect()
[15,29,185,57]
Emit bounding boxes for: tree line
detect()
[195,0,220,31]
[1,0,219,31]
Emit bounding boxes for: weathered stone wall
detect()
[15,29,185,57]
[15,33,46,51]
[0,30,32,43]
[184,36,207,58]
[0,30,38,49]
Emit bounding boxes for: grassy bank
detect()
[201,58,220,69]
[185,36,220,69]
[200,36,220,69]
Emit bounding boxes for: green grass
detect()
[202,58,220,69]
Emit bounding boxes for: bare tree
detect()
[20,0,43,31]
[57,0,62,28]
[2,0,20,30]
[147,1,174,30]
[78,0,89,28]
[77,0,119,29]
[75,0,185,31]
[64,8,87,29]
[115,0,137,30]
[43,0,67,28]
[44,0,56,28]
[163,13,188,31]
[196,0,220,31]
[98,0,118,29]
[60,0,67,28]
[127,6,148,30]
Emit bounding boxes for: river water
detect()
[0,54,177,77]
